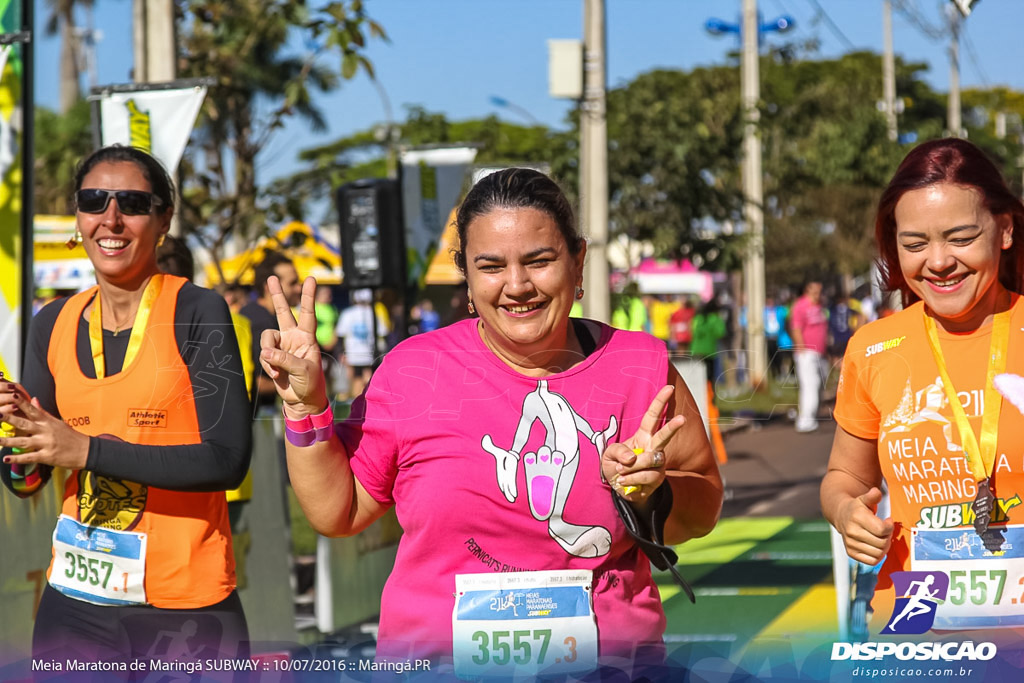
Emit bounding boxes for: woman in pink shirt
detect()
[258,168,722,678]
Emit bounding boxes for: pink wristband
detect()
[282,407,312,432]
[309,404,333,441]
[282,404,334,446]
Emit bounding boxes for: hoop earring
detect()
[574,286,584,301]
[66,228,82,250]
[468,300,476,315]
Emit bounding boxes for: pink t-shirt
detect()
[790,295,828,353]
[340,319,671,664]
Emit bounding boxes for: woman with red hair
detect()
[822,138,1024,643]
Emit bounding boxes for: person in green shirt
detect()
[610,285,648,331]
[690,301,726,386]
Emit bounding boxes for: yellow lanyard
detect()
[922,305,1011,482]
[88,275,164,379]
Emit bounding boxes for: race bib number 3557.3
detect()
[453,570,596,679]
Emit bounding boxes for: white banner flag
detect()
[400,146,478,287]
[99,86,207,174]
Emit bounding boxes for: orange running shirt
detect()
[835,296,1024,632]
[45,275,235,609]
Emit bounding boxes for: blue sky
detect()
[32,0,1024,181]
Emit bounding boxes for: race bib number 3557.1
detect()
[453,570,596,678]
[49,515,148,606]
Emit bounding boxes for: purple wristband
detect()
[285,426,317,447]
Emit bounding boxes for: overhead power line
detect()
[804,0,857,51]
[892,0,945,40]
[960,24,990,87]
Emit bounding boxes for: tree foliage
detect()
[265,106,573,223]
[174,0,386,278]
[34,99,93,215]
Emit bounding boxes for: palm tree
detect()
[45,0,94,113]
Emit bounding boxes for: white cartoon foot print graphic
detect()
[482,380,617,558]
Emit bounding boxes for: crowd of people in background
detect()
[610,284,884,368]
[31,259,892,414]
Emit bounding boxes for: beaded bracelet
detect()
[283,404,334,447]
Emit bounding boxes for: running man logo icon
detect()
[881,571,949,635]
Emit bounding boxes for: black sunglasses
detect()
[75,189,164,216]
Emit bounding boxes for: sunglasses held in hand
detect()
[75,189,164,216]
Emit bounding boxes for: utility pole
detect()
[741,0,766,386]
[580,0,610,323]
[946,4,962,137]
[882,0,898,142]
[133,0,176,84]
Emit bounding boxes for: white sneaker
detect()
[795,420,819,433]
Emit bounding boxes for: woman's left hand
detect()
[0,392,90,470]
[601,385,686,502]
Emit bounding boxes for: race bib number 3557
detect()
[453,570,596,678]
[50,515,148,606]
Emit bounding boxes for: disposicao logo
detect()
[881,571,948,635]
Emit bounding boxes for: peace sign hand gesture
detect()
[259,276,328,417]
[601,385,686,501]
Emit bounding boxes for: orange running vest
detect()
[45,275,236,608]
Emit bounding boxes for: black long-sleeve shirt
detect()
[2,282,252,494]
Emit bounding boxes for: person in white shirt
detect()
[335,288,390,399]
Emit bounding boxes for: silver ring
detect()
[652,451,665,468]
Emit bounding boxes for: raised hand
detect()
[258,276,328,417]
[601,385,686,500]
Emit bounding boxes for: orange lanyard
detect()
[88,275,164,379]
[922,306,1010,482]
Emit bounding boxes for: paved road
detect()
[658,416,843,672]
[720,416,837,519]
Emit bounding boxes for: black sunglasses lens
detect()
[115,191,154,215]
[76,189,110,213]
[76,190,155,215]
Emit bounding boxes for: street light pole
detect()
[707,3,791,388]
[580,0,610,323]
[946,4,962,138]
[741,0,767,387]
[133,0,175,83]
[882,0,898,142]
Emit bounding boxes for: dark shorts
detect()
[33,584,249,674]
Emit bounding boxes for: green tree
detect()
[266,106,571,223]
[34,99,93,214]
[174,0,386,278]
[44,0,93,113]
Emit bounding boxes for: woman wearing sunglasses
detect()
[0,145,252,665]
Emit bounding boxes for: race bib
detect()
[911,524,1024,629]
[453,570,597,678]
[50,514,148,606]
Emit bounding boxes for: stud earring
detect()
[66,228,82,250]
[468,300,476,315]
[574,286,585,301]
